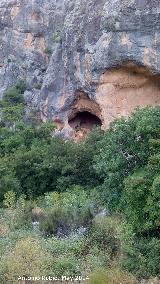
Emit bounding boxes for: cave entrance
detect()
[68,111,102,131]
[68,91,103,141]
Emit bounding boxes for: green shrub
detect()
[44,191,60,208]
[122,237,160,279]
[87,268,137,284]
[14,200,37,229]
[0,217,9,237]
[122,139,160,235]
[3,199,37,231]
[89,216,121,260]
[15,80,27,94]
[40,188,98,236]
[3,191,16,209]
[44,47,52,55]
[0,236,53,283]
[52,31,61,43]
[53,255,82,277]
[0,170,20,201]
[85,246,110,271]
[39,206,69,236]
[16,194,27,209]
[32,207,44,222]
[1,104,24,126]
[0,84,25,127]
[33,83,42,89]
[46,235,87,259]
[2,86,24,106]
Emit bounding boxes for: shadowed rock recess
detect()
[1,0,160,138]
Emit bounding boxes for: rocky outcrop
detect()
[1,0,160,137]
[0,0,65,110]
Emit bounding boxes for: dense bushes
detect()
[122,237,160,279]
[0,134,102,198]
[0,81,26,128]
[0,215,124,283]
[92,107,160,278]
[1,84,160,280]
[39,188,98,236]
[0,236,53,284]
[89,216,121,260]
[0,86,103,199]
[94,107,160,212]
[88,268,137,284]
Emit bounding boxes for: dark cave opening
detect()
[68,111,102,131]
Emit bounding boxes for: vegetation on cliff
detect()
[0,87,160,283]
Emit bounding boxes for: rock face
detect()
[0,0,65,111]
[1,0,160,137]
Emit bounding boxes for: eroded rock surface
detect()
[1,0,160,136]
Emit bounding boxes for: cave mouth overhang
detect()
[68,110,102,130]
[67,91,103,133]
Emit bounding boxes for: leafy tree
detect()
[1,86,24,107]
[0,155,20,201]
[0,86,25,127]
[122,236,160,279]
[122,139,160,235]
[94,107,160,212]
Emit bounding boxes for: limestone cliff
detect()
[1,0,160,138]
